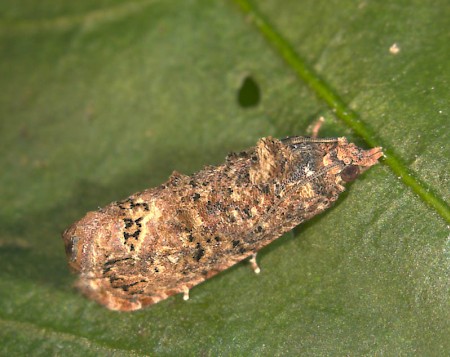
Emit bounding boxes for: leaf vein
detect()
[0,317,144,356]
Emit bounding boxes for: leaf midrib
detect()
[232,0,450,224]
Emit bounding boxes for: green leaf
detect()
[1,0,449,355]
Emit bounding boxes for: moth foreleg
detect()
[249,253,261,274]
[182,286,190,301]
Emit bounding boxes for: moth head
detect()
[335,138,383,183]
[62,211,104,272]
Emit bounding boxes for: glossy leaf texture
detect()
[1,0,449,355]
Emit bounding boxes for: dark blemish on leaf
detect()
[238,75,261,108]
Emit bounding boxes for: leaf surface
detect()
[1,0,449,355]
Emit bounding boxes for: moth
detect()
[62,133,383,311]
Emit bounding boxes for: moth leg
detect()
[182,286,190,301]
[311,116,325,138]
[249,253,261,274]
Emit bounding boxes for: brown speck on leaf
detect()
[389,43,400,54]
